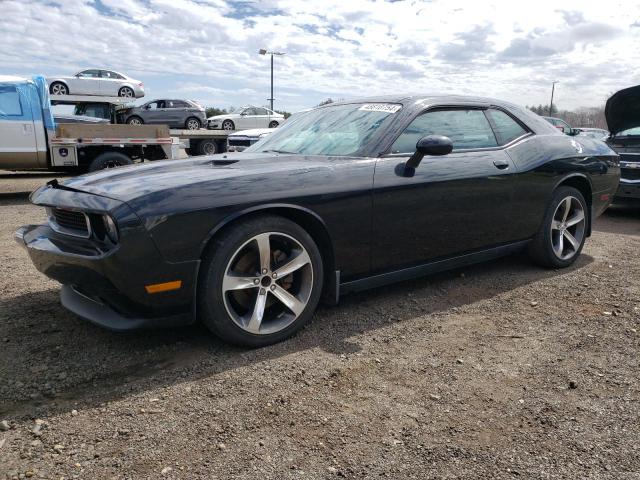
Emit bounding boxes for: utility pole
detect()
[549,81,558,116]
[259,49,285,111]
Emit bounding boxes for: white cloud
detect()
[1,0,639,111]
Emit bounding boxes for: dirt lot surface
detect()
[1,174,639,479]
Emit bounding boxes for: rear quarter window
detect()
[486,109,528,145]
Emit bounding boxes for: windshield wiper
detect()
[261,149,295,154]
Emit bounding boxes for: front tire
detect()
[49,82,68,95]
[528,186,588,268]
[127,116,143,125]
[268,121,279,128]
[222,120,235,131]
[88,151,133,172]
[198,215,324,347]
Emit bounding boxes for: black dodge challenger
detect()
[16,95,620,346]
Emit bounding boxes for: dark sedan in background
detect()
[605,85,640,201]
[16,95,619,347]
[117,99,206,130]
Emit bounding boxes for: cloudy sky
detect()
[1,0,639,112]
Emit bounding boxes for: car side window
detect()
[390,109,498,153]
[255,108,269,115]
[244,108,258,115]
[173,101,188,108]
[486,109,528,145]
[79,70,101,78]
[0,86,22,116]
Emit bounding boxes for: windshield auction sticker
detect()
[358,103,402,113]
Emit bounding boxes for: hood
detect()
[54,114,109,124]
[229,128,274,137]
[59,154,329,203]
[207,114,231,121]
[605,85,640,135]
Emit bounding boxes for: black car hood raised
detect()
[605,84,640,135]
[59,153,337,203]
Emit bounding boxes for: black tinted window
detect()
[486,109,527,145]
[391,109,497,153]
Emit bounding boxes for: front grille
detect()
[228,138,252,147]
[49,208,90,237]
[621,168,640,181]
[619,152,640,162]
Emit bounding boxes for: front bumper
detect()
[16,203,198,331]
[614,180,640,200]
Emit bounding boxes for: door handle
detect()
[493,159,509,170]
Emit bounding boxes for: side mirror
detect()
[405,134,453,168]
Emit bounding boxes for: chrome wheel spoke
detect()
[553,232,564,257]
[223,274,258,292]
[566,211,585,227]
[274,250,310,278]
[561,197,571,222]
[271,285,306,316]
[551,219,562,230]
[255,233,271,273]
[246,290,267,333]
[563,230,580,250]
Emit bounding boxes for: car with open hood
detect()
[16,95,619,347]
[606,85,640,201]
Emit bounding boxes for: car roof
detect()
[327,94,526,112]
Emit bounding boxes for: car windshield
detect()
[245,103,401,156]
[617,127,640,137]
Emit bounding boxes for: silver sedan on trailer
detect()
[47,69,145,98]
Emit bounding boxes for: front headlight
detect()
[103,214,119,242]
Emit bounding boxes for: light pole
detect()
[259,49,285,111]
[549,81,559,116]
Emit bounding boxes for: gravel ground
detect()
[1,175,639,479]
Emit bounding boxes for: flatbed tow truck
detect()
[0,75,233,173]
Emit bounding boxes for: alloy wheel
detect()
[222,121,234,131]
[120,87,134,98]
[222,232,313,335]
[187,119,200,130]
[128,118,142,125]
[51,83,67,95]
[550,196,586,260]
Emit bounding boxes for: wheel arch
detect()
[198,204,337,300]
[554,173,593,236]
[49,80,69,92]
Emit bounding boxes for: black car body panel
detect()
[18,94,620,330]
[605,85,640,200]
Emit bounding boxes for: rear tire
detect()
[268,121,279,128]
[198,215,324,347]
[197,139,217,156]
[49,82,68,95]
[528,186,588,268]
[88,151,133,172]
[119,87,135,98]
[185,117,201,130]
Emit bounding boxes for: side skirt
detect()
[339,240,531,296]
